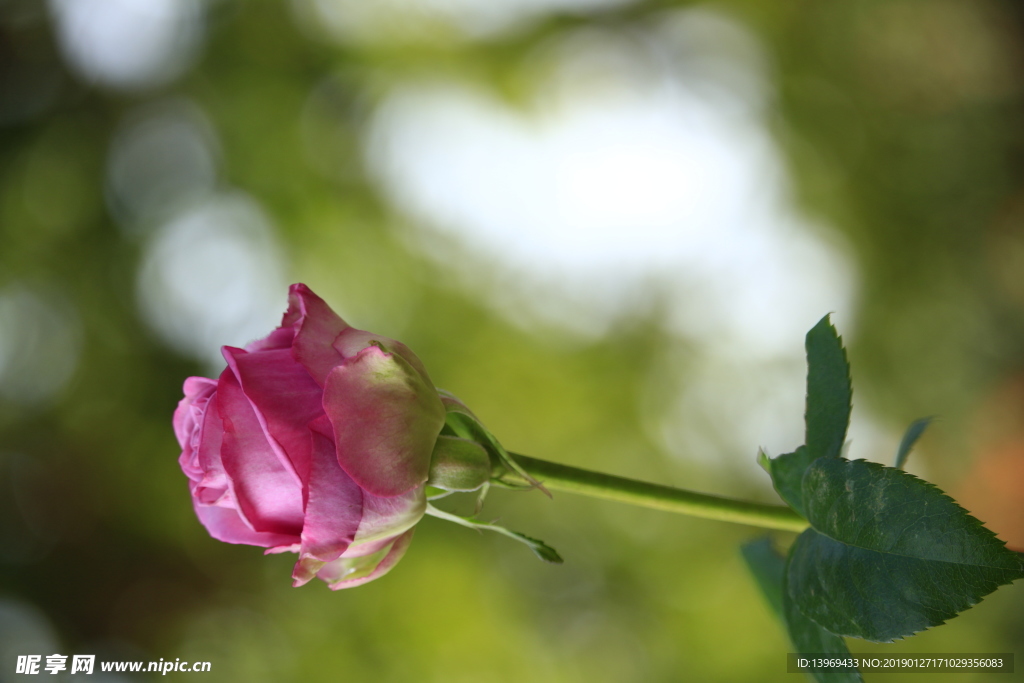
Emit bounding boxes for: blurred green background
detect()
[2,0,1024,681]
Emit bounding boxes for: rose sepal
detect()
[437,389,549,496]
[424,503,563,564]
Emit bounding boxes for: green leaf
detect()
[497,529,563,564]
[741,537,786,617]
[768,316,852,517]
[787,457,1024,642]
[769,445,813,517]
[424,504,564,564]
[804,314,852,461]
[783,579,864,683]
[894,416,934,469]
[741,538,863,683]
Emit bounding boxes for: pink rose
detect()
[174,284,447,589]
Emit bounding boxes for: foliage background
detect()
[2,0,1024,681]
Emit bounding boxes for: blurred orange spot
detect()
[959,377,1024,549]
[961,442,1024,548]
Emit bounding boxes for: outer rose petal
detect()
[244,325,295,353]
[293,417,426,587]
[174,377,216,446]
[323,345,446,497]
[174,377,217,481]
[286,283,350,387]
[191,409,230,506]
[333,329,434,384]
[316,528,417,590]
[223,346,323,486]
[192,488,300,548]
[179,380,233,505]
[350,486,425,547]
[217,368,304,536]
[295,417,364,566]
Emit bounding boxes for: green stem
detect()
[501,454,809,533]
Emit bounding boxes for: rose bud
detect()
[174,283,448,589]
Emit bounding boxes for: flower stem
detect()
[501,454,809,533]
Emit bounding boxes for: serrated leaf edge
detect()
[792,459,1024,642]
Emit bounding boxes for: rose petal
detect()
[294,534,396,587]
[192,491,300,548]
[264,543,301,555]
[173,376,217,450]
[286,283,350,387]
[217,367,304,536]
[176,384,216,482]
[323,345,446,497]
[223,346,323,486]
[332,329,434,385]
[298,416,363,563]
[291,555,327,587]
[317,528,416,590]
[180,382,231,499]
[337,535,397,559]
[350,486,425,547]
[245,325,296,353]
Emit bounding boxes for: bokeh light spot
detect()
[0,285,81,407]
[136,193,289,369]
[49,0,204,90]
[107,100,220,231]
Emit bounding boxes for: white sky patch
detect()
[137,193,289,371]
[49,0,204,90]
[372,83,756,273]
[365,11,861,474]
[366,17,855,352]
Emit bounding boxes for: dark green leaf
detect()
[788,458,1024,642]
[894,417,934,469]
[768,316,852,516]
[741,538,863,683]
[769,445,813,517]
[783,575,864,683]
[804,314,852,461]
[741,537,786,617]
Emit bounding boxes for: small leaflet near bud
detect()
[425,504,564,564]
